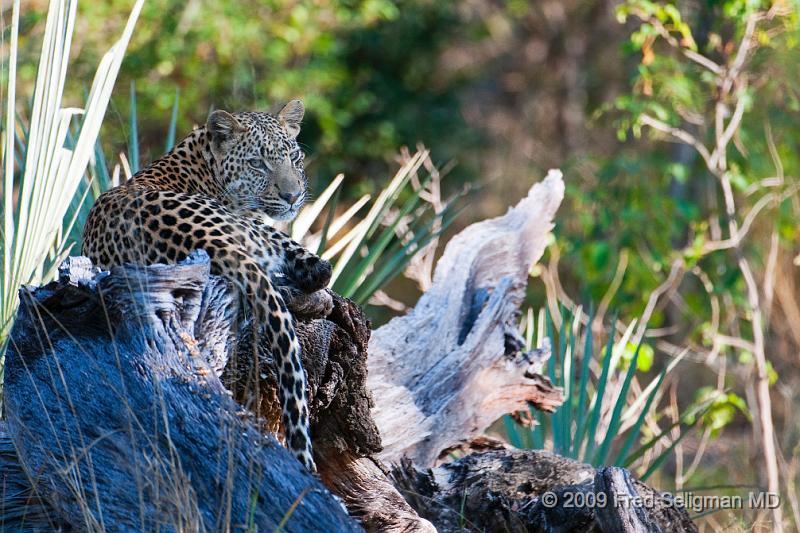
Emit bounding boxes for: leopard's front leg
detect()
[259,229,334,318]
[236,260,317,472]
[263,229,332,294]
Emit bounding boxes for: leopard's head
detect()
[205,101,307,221]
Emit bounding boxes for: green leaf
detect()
[573,306,594,458]
[615,367,667,466]
[563,316,577,457]
[316,185,341,256]
[582,316,617,461]
[165,88,180,152]
[620,341,654,372]
[640,429,690,482]
[337,172,433,297]
[352,199,465,303]
[129,81,139,174]
[593,342,641,465]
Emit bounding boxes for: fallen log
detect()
[0,170,696,532]
[0,420,58,530]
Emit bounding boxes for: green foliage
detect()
[542,4,798,503]
[690,387,750,438]
[1,0,143,410]
[555,0,800,340]
[620,340,654,372]
[16,0,483,190]
[503,307,683,471]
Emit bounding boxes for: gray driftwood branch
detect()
[368,170,566,466]
[0,171,696,532]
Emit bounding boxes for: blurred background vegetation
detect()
[4,0,800,529]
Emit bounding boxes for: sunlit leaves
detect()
[690,387,751,438]
[617,0,697,51]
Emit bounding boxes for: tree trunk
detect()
[2,253,357,532]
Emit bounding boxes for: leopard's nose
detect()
[280,191,301,205]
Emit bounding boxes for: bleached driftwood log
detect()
[369,170,566,466]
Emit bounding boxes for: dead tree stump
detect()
[0,171,696,532]
[367,170,567,466]
[2,253,357,532]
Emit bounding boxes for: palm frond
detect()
[0,0,144,408]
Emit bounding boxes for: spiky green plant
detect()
[503,306,703,479]
[0,0,144,410]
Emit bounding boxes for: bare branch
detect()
[765,121,785,184]
[763,230,779,324]
[714,334,756,353]
[631,9,722,75]
[593,249,628,332]
[725,15,758,93]
[632,259,685,348]
[639,114,712,167]
[701,184,800,254]
[744,177,784,196]
[683,49,722,75]
[710,85,749,169]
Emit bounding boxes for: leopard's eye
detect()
[248,158,270,172]
[289,147,304,165]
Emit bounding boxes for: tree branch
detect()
[639,114,712,168]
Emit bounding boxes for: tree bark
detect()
[391,448,697,532]
[2,253,357,532]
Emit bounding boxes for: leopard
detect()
[82,100,331,472]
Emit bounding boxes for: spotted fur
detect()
[82,101,328,471]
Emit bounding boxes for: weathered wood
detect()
[0,171,695,533]
[320,454,436,532]
[1,421,65,531]
[225,290,434,531]
[592,467,663,533]
[368,170,566,466]
[391,448,697,533]
[2,252,358,532]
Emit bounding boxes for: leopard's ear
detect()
[207,110,245,154]
[277,100,304,139]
